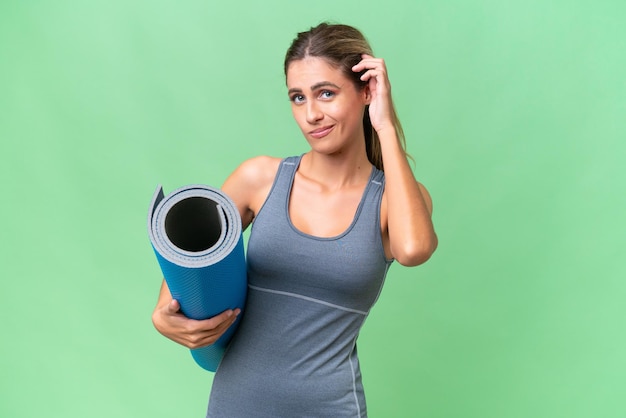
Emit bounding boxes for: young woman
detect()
[152,22,437,417]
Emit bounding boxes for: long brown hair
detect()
[284,22,408,172]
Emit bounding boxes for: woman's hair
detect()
[284,22,408,172]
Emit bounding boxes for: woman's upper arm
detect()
[380,180,437,265]
[417,182,434,215]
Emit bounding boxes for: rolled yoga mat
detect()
[147,184,247,372]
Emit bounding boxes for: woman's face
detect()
[286,57,369,154]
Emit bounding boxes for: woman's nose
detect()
[306,101,323,124]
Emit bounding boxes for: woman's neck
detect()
[299,148,372,190]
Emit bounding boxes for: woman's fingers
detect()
[167,299,181,314]
[182,308,241,349]
[155,301,241,349]
[351,54,383,71]
[352,55,395,132]
[352,55,391,95]
[353,56,387,78]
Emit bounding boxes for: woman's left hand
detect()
[352,54,395,134]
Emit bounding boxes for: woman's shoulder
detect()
[222,156,284,228]
[232,155,283,186]
[222,156,283,202]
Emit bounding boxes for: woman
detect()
[152,22,437,417]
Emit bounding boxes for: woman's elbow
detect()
[393,234,438,267]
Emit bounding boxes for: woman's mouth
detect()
[309,125,334,139]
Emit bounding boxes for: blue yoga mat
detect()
[147,184,247,372]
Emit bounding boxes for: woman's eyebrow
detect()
[311,81,341,91]
[287,82,341,95]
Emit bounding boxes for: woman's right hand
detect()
[152,281,241,349]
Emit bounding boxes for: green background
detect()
[1,0,624,417]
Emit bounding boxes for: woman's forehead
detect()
[286,57,347,88]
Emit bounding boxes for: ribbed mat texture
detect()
[148,184,247,371]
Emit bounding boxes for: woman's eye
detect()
[291,94,305,104]
[320,90,335,99]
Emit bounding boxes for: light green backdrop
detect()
[1,1,624,417]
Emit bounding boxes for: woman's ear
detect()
[363,85,372,105]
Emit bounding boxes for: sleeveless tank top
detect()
[206,155,393,418]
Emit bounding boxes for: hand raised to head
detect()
[352,54,395,134]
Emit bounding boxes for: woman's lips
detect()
[309,125,334,139]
